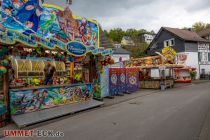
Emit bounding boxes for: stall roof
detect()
[135,64,184,69]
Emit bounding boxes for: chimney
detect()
[187,28,193,32]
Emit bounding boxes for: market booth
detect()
[174,68,196,83]
[126,47,184,89]
[0,1,112,127]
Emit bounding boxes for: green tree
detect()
[105,28,152,57]
[192,22,207,32]
[124,43,149,58]
[206,24,210,29]
[108,28,125,43]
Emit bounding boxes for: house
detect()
[121,36,135,46]
[112,47,131,63]
[147,27,210,79]
[140,33,156,44]
[114,43,121,48]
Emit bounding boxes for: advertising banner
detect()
[100,67,109,98]
[109,68,119,96]
[118,68,126,93]
[126,68,139,92]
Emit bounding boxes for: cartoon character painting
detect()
[0,0,43,34]
[12,0,23,9]
[10,84,93,115]
[0,0,99,47]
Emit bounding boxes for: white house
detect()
[147,27,210,79]
[140,33,156,44]
[121,36,135,46]
[112,47,131,63]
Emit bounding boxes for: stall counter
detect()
[140,79,174,89]
[9,83,93,115]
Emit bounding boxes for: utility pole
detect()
[66,0,72,6]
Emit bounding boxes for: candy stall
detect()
[0,1,112,127]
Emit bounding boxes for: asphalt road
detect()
[3,82,210,140]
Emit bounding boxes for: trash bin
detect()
[160,80,166,91]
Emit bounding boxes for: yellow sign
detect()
[162,47,177,61]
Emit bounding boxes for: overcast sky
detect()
[45,0,210,32]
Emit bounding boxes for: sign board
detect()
[162,47,177,61]
[66,42,87,56]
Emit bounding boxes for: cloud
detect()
[44,0,210,32]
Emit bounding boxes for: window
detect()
[164,38,175,47]
[164,40,169,47]
[170,39,175,46]
[204,52,208,62]
[166,41,169,46]
[198,52,202,62]
[208,53,210,62]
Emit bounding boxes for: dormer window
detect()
[164,38,175,47]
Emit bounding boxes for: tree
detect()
[125,43,149,58]
[192,22,207,32]
[206,24,210,29]
[108,28,125,43]
[105,28,152,57]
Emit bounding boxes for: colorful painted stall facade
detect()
[10,84,93,115]
[100,67,109,98]
[0,0,113,120]
[126,68,139,92]
[0,0,99,50]
[109,68,139,96]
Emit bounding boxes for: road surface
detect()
[3,82,210,140]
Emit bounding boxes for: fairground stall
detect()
[174,68,196,83]
[0,1,112,127]
[0,49,9,127]
[94,60,139,100]
[126,47,184,89]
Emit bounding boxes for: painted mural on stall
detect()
[0,0,99,48]
[0,101,7,115]
[126,68,139,92]
[10,84,93,115]
[100,66,109,98]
